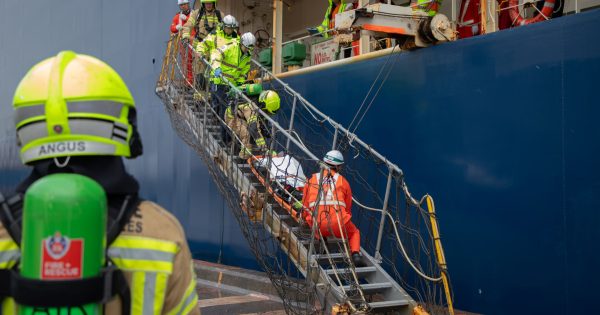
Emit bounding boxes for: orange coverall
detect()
[302,169,361,253]
[170,11,194,84]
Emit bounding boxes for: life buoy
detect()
[509,0,556,26]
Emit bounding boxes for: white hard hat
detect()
[240,32,256,48]
[223,15,238,28]
[178,0,189,4]
[323,150,344,166]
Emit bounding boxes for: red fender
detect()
[509,0,556,26]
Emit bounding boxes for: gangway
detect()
[156,36,453,315]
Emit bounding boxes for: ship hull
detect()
[280,9,600,315]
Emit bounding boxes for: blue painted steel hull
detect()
[281,9,600,315]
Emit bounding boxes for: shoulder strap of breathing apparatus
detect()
[0,192,141,314]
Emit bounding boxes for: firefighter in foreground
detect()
[225,89,280,159]
[302,150,365,267]
[0,51,199,314]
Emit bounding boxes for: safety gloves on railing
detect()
[214,68,223,78]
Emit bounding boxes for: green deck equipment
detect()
[283,42,306,66]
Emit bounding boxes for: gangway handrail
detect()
[187,43,446,277]
[162,40,453,312]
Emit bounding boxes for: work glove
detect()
[293,201,303,212]
[179,13,187,21]
[307,27,322,37]
[214,68,223,78]
[176,24,182,31]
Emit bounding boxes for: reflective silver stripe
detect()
[14,101,124,124]
[68,101,124,118]
[308,200,346,208]
[107,247,176,263]
[17,119,127,147]
[0,250,20,264]
[112,127,128,139]
[114,121,129,131]
[143,272,157,315]
[14,105,45,124]
[70,120,128,145]
[544,1,554,8]
[175,290,197,315]
[70,119,114,139]
[17,121,48,146]
[21,141,116,162]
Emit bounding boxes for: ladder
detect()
[156,84,416,314]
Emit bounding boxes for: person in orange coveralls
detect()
[302,150,365,267]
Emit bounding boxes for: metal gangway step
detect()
[156,84,416,314]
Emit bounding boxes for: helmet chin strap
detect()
[53,156,71,168]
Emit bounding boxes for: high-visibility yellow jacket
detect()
[195,29,239,61]
[315,0,353,38]
[415,0,443,16]
[0,201,200,315]
[210,42,252,86]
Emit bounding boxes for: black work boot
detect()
[352,252,366,267]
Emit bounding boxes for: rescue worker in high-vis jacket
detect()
[195,14,238,62]
[414,0,443,16]
[210,32,256,121]
[225,90,280,159]
[308,0,353,38]
[302,150,365,267]
[0,51,200,314]
[181,0,224,46]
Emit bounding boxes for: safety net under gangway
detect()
[156,35,454,315]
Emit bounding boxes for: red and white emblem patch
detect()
[41,232,83,279]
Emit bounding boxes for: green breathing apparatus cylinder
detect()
[20,174,107,315]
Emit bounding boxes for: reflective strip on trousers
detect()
[0,239,20,269]
[131,271,169,315]
[166,269,199,315]
[308,200,346,208]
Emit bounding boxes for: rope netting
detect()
[156,35,452,314]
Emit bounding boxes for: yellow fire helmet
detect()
[12,51,142,164]
[258,90,280,115]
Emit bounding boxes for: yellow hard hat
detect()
[12,51,142,164]
[258,90,280,115]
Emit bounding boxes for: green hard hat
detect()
[12,51,138,164]
[258,90,280,115]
